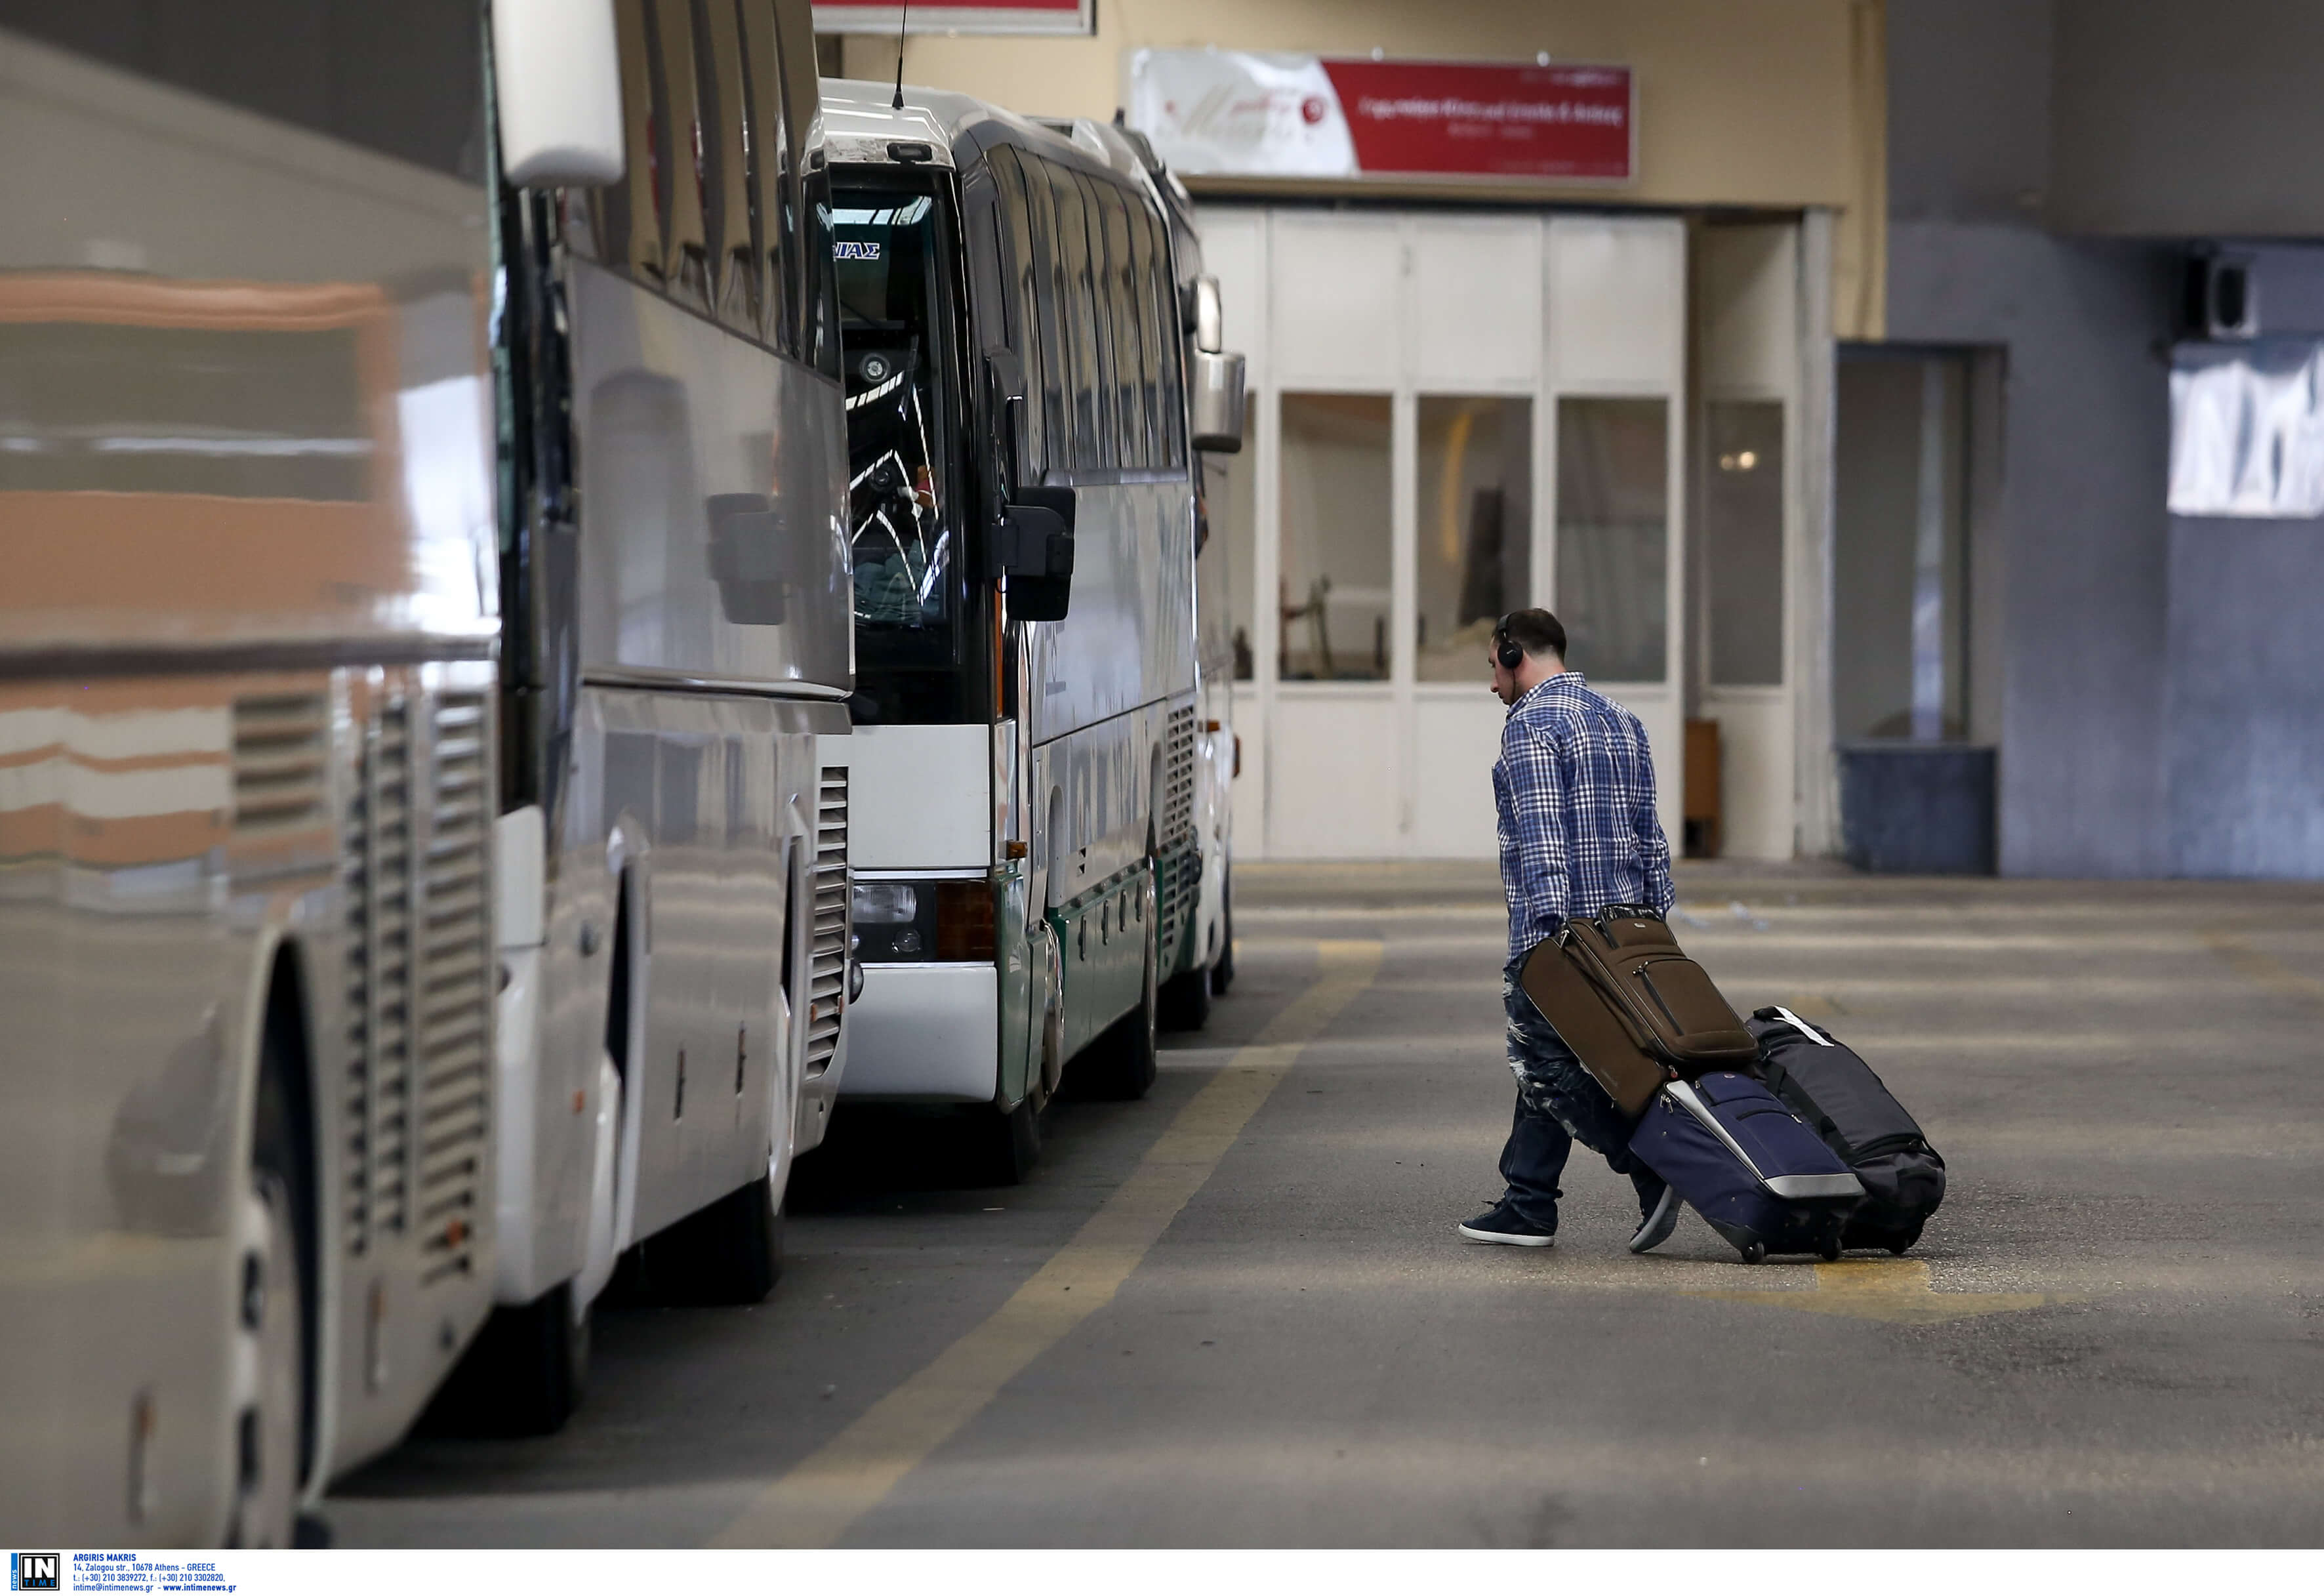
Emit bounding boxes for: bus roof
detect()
[818,78,1155,192]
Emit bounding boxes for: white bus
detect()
[0,1,857,1547]
[436,0,857,1435]
[817,85,1245,1180]
[0,5,504,1544]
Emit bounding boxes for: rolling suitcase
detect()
[1748,1006,1947,1254]
[1517,937,1669,1115]
[1628,1071,1864,1263]
[1519,906,1757,1116]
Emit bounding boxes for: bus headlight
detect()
[853,883,918,924]
[849,880,995,963]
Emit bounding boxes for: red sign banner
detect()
[1128,51,1636,185]
[811,0,1091,36]
[1320,60,1632,182]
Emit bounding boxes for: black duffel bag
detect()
[1747,1006,1947,1254]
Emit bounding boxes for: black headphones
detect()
[1494,613,1524,670]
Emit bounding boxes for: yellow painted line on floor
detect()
[2203,930,2324,1011]
[1688,1256,2082,1324]
[710,939,1385,1549]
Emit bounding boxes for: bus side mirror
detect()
[493,0,626,187]
[1189,275,1224,354]
[993,485,1075,623]
[1191,350,1246,454]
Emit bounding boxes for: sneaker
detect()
[1458,1203,1555,1248]
[1629,1183,1681,1254]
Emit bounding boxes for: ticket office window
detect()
[1556,397,1669,684]
[1702,398,1785,687]
[1416,396,1531,683]
[1279,392,1392,682]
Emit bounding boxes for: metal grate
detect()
[1156,846,1196,971]
[343,699,413,1257]
[232,694,329,838]
[1160,705,1197,850]
[805,766,848,1078]
[415,690,491,1286]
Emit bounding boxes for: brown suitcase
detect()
[1518,938,1671,1115]
[1518,905,1759,1116]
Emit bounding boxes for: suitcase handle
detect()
[1589,904,1667,949]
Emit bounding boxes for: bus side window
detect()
[1097,182,1149,470]
[1038,161,1096,472]
[1059,169,1112,472]
[1141,206,1185,468]
[1021,155,1071,478]
[1130,192,1165,469]
[961,163,1015,452]
[692,0,758,335]
[598,0,668,285]
[737,0,794,355]
[647,0,714,310]
[987,145,1046,480]
[772,0,837,378]
[963,168,1009,353]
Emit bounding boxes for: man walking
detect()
[1459,609,1683,1254]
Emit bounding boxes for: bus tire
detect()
[1210,870,1236,996]
[421,1280,590,1437]
[1074,937,1159,1102]
[632,1173,785,1306]
[229,1028,309,1548]
[975,1095,1042,1187]
[1157,967,1212,1032]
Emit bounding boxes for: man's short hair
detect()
[1498,608,1568,661]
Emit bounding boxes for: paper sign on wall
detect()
[1128,50,1635,184]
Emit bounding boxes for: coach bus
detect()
[818,83,1245,1180]
[0,0,855,1542]
[438,0,855,1436]
[0,5,504,1544]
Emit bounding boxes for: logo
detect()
[11,1554,59,1592]
[832,240,882,261]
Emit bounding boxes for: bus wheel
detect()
[229,1033,307,1547]
[1210,870,1236,996]
[645,1172,785,1306]
[974,1096,1042,1187]
[421,1279,590,1437]
[1158,967,1212,1032]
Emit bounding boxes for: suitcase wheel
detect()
[1885,1220,1926,1256]
[1816,1235,1843,1263]
[1738,1240,1766,1265]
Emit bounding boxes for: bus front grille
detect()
[805,766,848,1078]
[415,689,491,1286]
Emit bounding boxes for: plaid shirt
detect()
[1494,672,1676,961]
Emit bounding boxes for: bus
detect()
[438,0,856,1435]
[0,0,855,1542]
[816,83,1246,1180]
[0,6,503,1544]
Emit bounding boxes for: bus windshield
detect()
[834,190,956,649]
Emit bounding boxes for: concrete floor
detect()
[331,863,2324,1547]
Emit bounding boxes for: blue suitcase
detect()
[1628,1071,1865,1263]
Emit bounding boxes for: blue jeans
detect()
[1499,957,1666,1233]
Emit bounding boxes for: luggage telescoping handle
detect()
[1590,903,1668,948]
